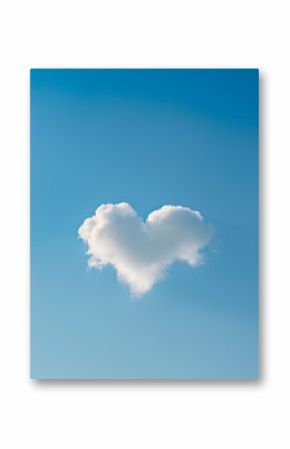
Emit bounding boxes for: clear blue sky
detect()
[31,69,259,379]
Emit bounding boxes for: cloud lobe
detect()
[78,203,213,295]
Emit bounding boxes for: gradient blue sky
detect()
[31,69,259,379]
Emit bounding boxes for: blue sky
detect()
[31,69,259,379]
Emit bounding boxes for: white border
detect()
[0,0,288,447]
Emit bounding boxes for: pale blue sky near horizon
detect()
[31,69,259,379]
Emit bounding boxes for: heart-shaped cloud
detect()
[78,203,213,296]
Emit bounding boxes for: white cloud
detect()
[78,202,213,296]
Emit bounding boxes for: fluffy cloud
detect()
[78,203,213,296]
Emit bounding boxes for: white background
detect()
[0,0,289,447]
